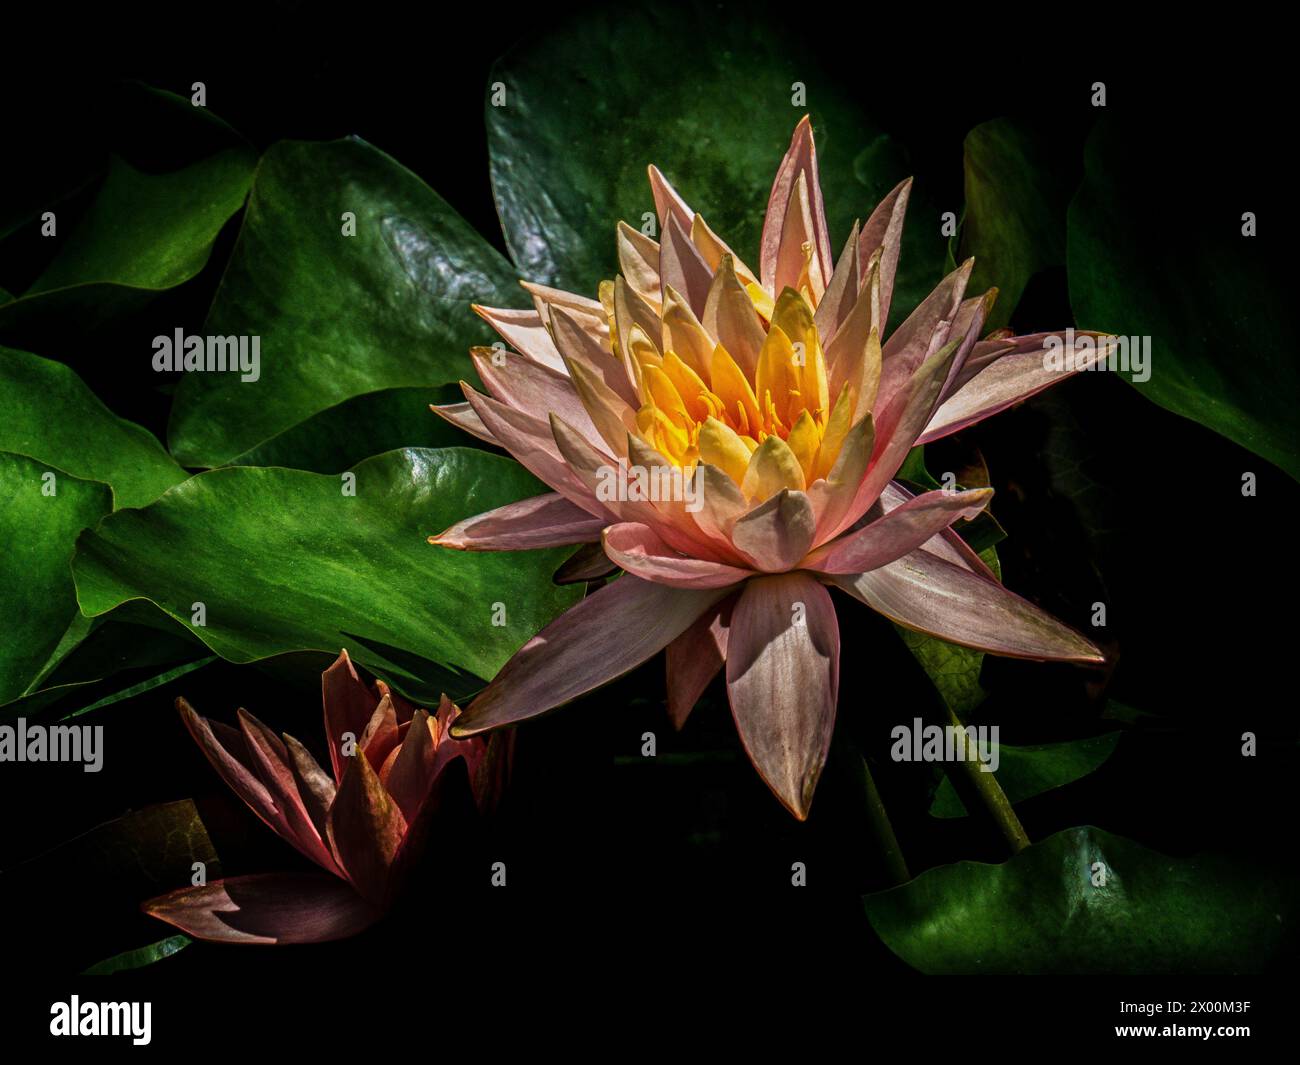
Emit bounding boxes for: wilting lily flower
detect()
[432,117,1106,818]
[143,651,507,943]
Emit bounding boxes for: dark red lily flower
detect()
[143,650,508,944]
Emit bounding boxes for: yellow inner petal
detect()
[596,255,858,501]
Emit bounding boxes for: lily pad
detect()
[865,825,1296,973]
[72,447,582,699]
[487,0,945,319]
[82,935,192,974]
[959,118,1073,331]
[168,138,521,467]
[0,452,112,704]
[1068,118,1297,479]
[929,733,1121,817]
[0,347,186,509]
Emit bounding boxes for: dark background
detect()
[0,0,1295,1008]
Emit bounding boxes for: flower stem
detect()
[860,757,910,885]
[947,706,1030,854]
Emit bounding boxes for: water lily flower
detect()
[143,650,507,943]
[431,118,1106,819]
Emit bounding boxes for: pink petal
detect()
[430,400,497,445]
[665,595,733,729]
[814,221,861,345]
[470,347,600,444]
[857,177,912,330]
[647,164,694,234]
[359,694,401,772]
[551,307,640,408]
[726,572,840,820]
[471,305,566,371]
[460,383,610,517]
[760,117,833,294]
[602,522,754,589]
[660,215,714,319]
[326,741,408,908]
[830,548,1105,662]
[803,487,992,575]
[321,650,379,784]
[282,732,336,843]
[236,710,340,874]
[876,258,972,415]
[879,481,997,581]
[177,700,295,850]
[452,575,730,736]
[431,492,607,551]
[384,708,439,824]
[919,332,1118,444]
[730,489,816,572]
[143,873,381,945]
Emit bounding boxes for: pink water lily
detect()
[432,117,1105,818]
[143,651,508,943]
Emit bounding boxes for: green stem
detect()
[947,706,1030,854]
[860,757,910,885]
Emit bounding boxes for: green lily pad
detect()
[0,452,113,704]
[0,87,255,342]
[0,347,186,509]
[930,733,1121,817]
[1068,118,1297,479]
[487,1,945,319]
[72,447,581,699]
[959,118,1073,331]
[866,825,1296,973]
[168,138,521,468]
[223,385,473,473]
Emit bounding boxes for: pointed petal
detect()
[617,221,662,310]
[452,576,729,736]
[472,305,566,371]
[814,221,861,343]
[283,732,336,844]
[660,215,714,319]
[831,548,1105,662]
[877,258,972,414]
[690,213,758,286]
[660,285,717,382]
[551,307,640,408]
[521,280,605,329]
[647,164,694,234]
[703,256,767,381]
[460,382,608,516]
[727,572,839,819]
[327,741,407,907]
[321,650,379,784]
[470,347,600,444]
[358,693,401,772]
[236,710,339,873]
[773,170,825,300]
[803,487,992,574]
[602,522,753,589]
[858,177,912,329]
[761,116,833,294]
[431,493,607,551]
[919,332,1119,444]
[430,400,497,445]
[143,873,382,945]
[384,709,440,824]
[665,595,734,729]
[730,488,816,571]
[177,699,298,849]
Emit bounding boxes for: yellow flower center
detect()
[601,273,864,499]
